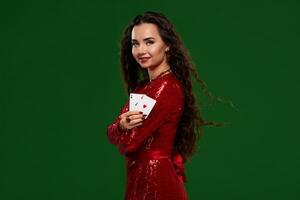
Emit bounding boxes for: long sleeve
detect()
[106,102,129,145]
[107,80,184,155]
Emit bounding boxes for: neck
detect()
[148,62,170,81]
[148,67,170,81]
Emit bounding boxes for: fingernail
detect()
[139,111,143,114]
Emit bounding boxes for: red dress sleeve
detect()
[107,81,184,155]
[106,106,126,145]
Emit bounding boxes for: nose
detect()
[135,44,147,56]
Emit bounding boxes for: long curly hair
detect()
[119,11,235,162]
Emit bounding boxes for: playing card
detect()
[138,95,157,118]
[129,93,143,111]
[129,93,156,118]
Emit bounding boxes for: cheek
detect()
[132,48,137,59]
[150,46,165,58]
[149,46,159,55]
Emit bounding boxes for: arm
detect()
[107,81,184,155]
[106,102,129,145]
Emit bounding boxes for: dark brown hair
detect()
[119,11,235,162]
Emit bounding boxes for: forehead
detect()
[131,23,161,40]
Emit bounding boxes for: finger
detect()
[127,120,144,130]
[127,111,143,117]
[129,114,145,120]
[120,111,142,119]
[127,123,142,130]
[119,112,128,119]
[125,115,141,123]
[130,118,144,125]
[133,122,143,128]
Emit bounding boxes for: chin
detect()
[139,63,151,69]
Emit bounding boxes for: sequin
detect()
[107,73,188,200]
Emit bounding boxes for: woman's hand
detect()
[118,111,147,131]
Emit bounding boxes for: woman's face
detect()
[131,23,169,70]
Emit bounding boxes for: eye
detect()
[132,42,139,48]
[146,41,154,46]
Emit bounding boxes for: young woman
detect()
[107,11,226,200]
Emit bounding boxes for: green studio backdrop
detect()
[1,1,299,200]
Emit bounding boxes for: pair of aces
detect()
[129,93,156,118]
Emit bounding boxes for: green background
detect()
[1,0,299,199]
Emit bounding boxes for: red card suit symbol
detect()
[143,104,147,109]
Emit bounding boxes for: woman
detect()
[107,11,225,200]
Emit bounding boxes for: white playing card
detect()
[129,93,156,118]
[139,95,156,118]
[129,93,143,111]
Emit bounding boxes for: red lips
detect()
[139,57,150,63]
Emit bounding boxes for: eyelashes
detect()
[132,40,154,47]
[146,41,154,45]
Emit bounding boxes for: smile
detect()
[139,57,151,63]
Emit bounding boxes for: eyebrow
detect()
[132,37,155,42]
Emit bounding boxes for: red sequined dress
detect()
[107,72,188,200]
